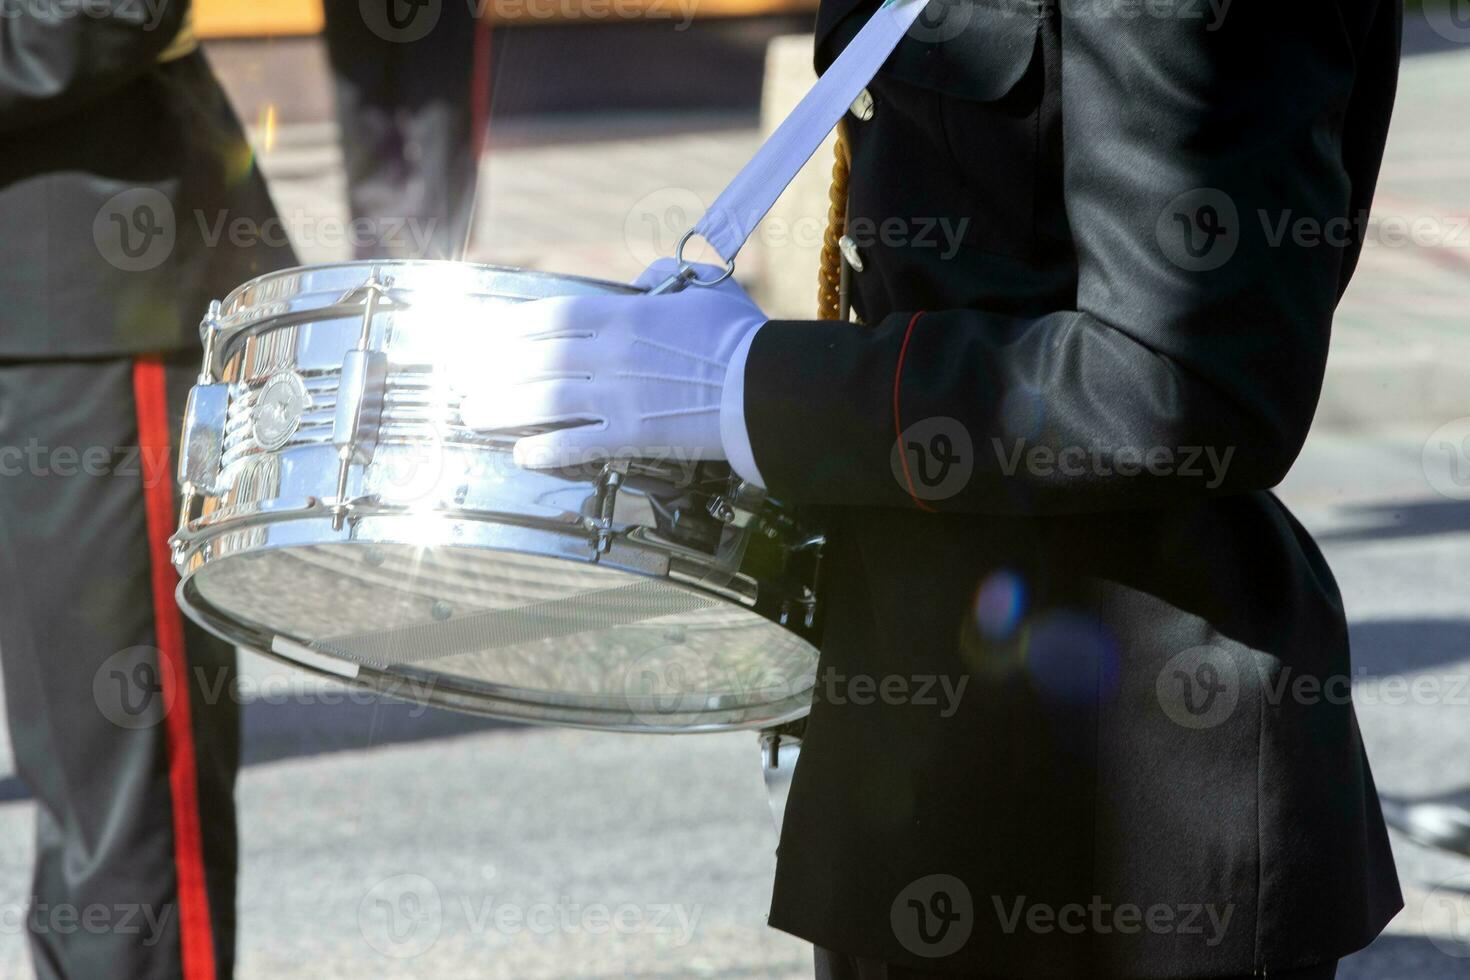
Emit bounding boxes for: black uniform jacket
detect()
[0,0,293,357]
[753,0,1404,975]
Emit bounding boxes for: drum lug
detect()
[331,270,394,530]
[168,504,193,569]
[176,301,230,553]
[710,477,765,529]
[337,270,399,312]
[198,299,222,383]
[330,352,388,529]
[705,495,737,525]
[177,382,230,499]
[776,535,823,631]
[729,477,768,507]
[758,718,805,836]
[759,718,805,765]
[591,462,629,553]
[778,593,817,630]
[333,349,389,464]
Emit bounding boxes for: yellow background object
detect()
[193,0,816,38]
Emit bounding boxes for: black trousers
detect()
[0,355,240,980]
[815,948,1339,980]
[321,0,479,260]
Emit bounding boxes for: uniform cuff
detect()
[720,323,766,488]
[740,317,913,506]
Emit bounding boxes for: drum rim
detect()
[178,575,815,734]
[173,500,767,609]
[173,513,819,734]
[212,260,641,327]
[221,259,640,304]
[204,260,647,374]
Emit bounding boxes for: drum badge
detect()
[253,372,310,450]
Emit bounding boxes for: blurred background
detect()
[3,1,1470,976]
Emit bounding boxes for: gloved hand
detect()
[460,258,767,482]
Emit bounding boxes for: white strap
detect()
[691,0,928,265]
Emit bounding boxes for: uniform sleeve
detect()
[0,0,187,132]
[742,4,1374,515]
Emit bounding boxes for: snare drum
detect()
[170,261,822,732]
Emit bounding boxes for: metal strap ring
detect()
[674,229,736,287]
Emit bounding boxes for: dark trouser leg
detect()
[396,0,479,259]
[322,0,410,258]
[322,0,480,260]
[814,947,1339,980]
[0,355,240,980]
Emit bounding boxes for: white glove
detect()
[460,259,767,481]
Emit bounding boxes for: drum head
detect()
[180,538,818,732]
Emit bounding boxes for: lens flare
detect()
[1025,611,1121,705]
[257,103,278,153]
[973,569,1026,640]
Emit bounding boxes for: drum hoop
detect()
[174,504,777,626]
[221,259,641,306]
[208,259,641,331]
[182,570,814,733]
[173,514,818,733]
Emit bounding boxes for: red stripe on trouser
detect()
[471,18,493,166]
[133,356,218,980]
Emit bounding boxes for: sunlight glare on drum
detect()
[396,512,465,549]
[451,337,547,430]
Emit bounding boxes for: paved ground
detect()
[1277,430,1470,979]
[2,426,1468,979]
[2,15,1470,980]
[1323,34,1470,430]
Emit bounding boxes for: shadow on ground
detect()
[1403,3,1470,58]
[1316,499,1470,545]
[1341,932,1470,978]
[1348,618,1470,675]
[0,698,520,803]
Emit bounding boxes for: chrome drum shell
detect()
[171,261,822,733]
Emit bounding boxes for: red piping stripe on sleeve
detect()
[892,311,936,513]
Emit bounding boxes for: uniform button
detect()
[850,87,875,122]
[838,234,864,272]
